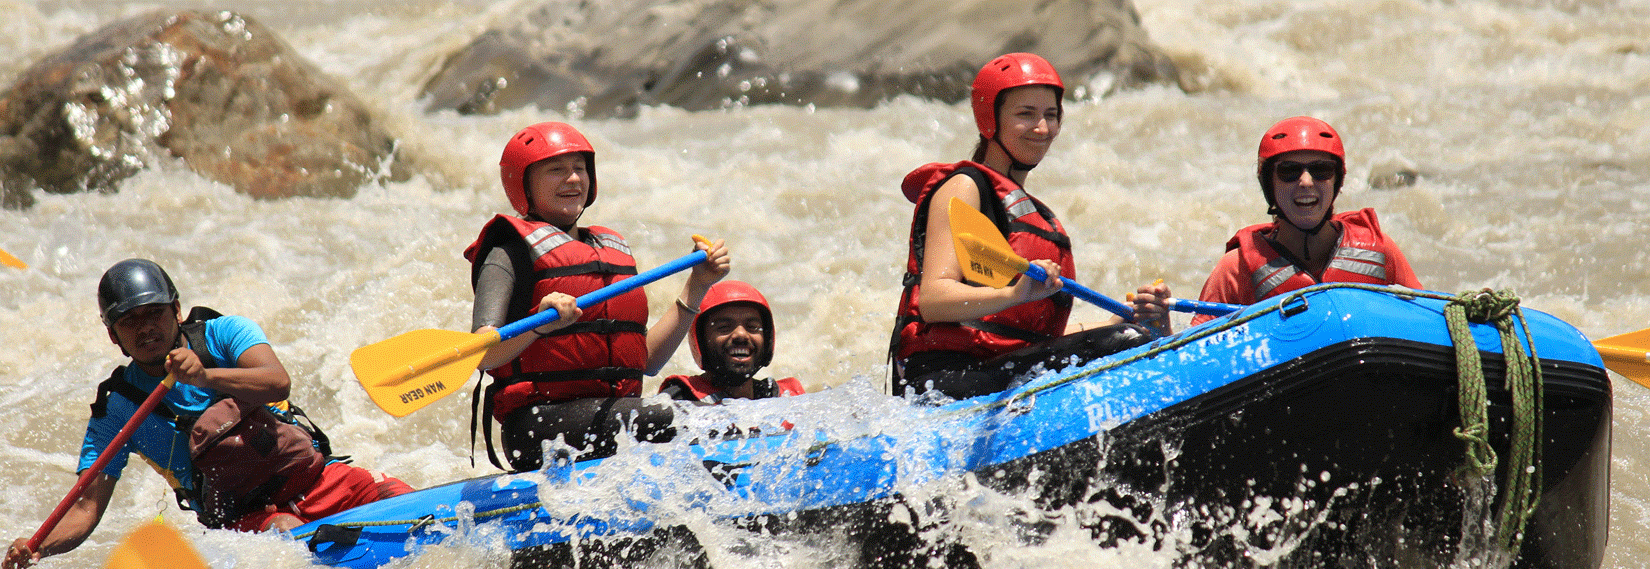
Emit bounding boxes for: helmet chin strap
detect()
[1289,210,1334,262]
[993,136,1040,172]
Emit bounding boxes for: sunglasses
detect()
[1274,160,1339,182]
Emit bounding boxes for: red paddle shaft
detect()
[27,376,177,551]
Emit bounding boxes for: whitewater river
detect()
[1,0,1647,567]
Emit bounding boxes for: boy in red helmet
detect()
[658,281,804,403]
[1131,116,1423,332]
[465,122,730,470]
[888,53,1154,400]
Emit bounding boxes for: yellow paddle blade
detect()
[350,328,500,417]
[1595,327,1650,389]
[957,234,1032,288]
[105,520,208,569]
[948,197,1029,288]
[0,246,25,269]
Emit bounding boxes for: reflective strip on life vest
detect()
[593,232,632,255]
[1252,257,1300,300]
[525,226,576,259]
[1003,188,1037,220]
[1328,247,1389,281]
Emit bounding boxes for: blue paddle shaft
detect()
[1166,298,1242,316]
[1021,262,1136,322]
[497,250,709,340]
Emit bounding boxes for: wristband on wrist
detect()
[676,297,701,314]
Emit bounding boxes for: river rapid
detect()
[1,0,1648,567]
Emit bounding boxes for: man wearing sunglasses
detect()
[1132,116,1422,331]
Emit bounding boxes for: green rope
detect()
[1443,288,1544,554]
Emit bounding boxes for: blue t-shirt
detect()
[78,314,269,491]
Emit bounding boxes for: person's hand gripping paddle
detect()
[351,236,715,417]
[24,375,179,563]
[946,197,1239,321]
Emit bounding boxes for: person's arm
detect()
[1384,237,1423,290]
[181,344,288,404]
[166,321,290,404]
[4,473,116,568]
[915,176,1061,323]
[645,238,730,375]
[471,246,580,371]
[1190,250,1249,326]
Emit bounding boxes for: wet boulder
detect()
[0,10,408,209]
[421,0,1180,118]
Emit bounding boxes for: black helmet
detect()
[98,259,178,326]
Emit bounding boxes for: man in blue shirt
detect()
[6,259,408,567]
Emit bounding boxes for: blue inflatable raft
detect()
[291,284,1611,568]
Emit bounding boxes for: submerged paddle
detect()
[29,375,177,555]
[105,519,208,569]
[946,197,1241,321]
[1593,328,1650,388]
[352,239,713,417]
[0,246,25,269]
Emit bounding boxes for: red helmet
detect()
[971,53,1064,139]
[1258,116,1344,163]
[1256,116,1346,214]
[690,281,775,371]
[499,122,597,217]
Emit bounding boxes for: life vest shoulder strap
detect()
[90,366,179,421]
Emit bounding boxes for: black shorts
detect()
[500,397,678,471]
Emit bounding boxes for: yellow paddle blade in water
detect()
[105,520,208,569]
[0,246,25,269]
[948,197,1029,288]
[1595,327,1650,389]
[350,328,499,417]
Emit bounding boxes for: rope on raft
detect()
[1443,287,1544,554]
[296,282,1547,556]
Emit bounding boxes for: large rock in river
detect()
[421,0,1179,118]
[0,10,408,209]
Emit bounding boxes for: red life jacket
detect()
[892,161,1074,362]
[660,374,805,404]
[464,215,649,421]
[1227,208,1407,301]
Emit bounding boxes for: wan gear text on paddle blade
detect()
[351,328,497,417]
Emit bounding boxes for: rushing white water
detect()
[1,0,1647,567]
